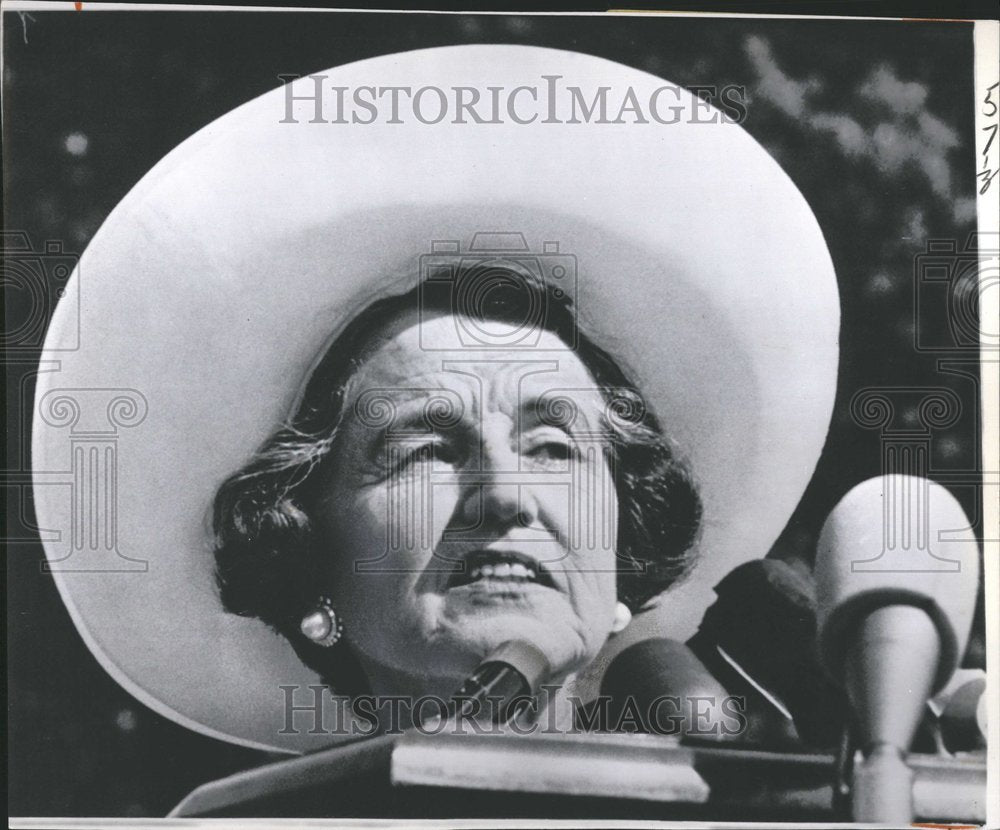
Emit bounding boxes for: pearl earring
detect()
[300,596,344,647]
[611,601,632,634]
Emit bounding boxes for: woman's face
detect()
[315,311,621,689]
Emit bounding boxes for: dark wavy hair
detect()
[212,266,702,691]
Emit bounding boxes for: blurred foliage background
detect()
[4,10,985,817]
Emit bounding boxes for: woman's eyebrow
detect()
[359,393,466,442]
[517,394,604,434]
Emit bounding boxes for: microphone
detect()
[814,475,980,823]
[600,638,734,739]
[933,669,988,754]
[687,558,847,748]
[448,640,551,726]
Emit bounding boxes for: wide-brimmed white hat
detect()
[32,44,839,754]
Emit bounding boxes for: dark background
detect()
[4,9,987,817]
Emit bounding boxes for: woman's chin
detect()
[431,601,599,679]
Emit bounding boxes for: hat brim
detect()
[33,44,839,753]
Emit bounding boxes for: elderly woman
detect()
[212,267,701,730]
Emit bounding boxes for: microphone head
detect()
[815,475,980,695]
[600,638,730,737]
[482,640,551,693]
[692,558,846,746]
[937,670,988,753]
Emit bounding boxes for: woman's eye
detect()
[387,440,460,474]
[432,442,460,465]
[527,440,574,462]
[397,443,434,469]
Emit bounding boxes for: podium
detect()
[170,730,986,821]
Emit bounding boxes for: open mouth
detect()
[446,549,557,591]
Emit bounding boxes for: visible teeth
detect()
[461,558,541,584]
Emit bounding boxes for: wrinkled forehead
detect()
[348,312,607,412]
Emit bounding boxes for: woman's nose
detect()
[459,427,538,530]
[474,478,537,529]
